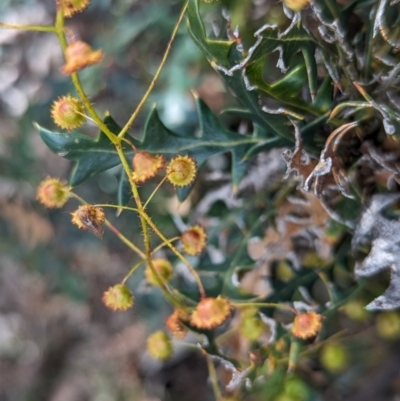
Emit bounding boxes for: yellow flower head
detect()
[51,95,85,131]
[57,0,90,17]
[291,311,323,340]
[166,155,197,187]
[238,308,265,341]
[283,0,310,12]
[190,296,231,329]
[36,177,70,208]
[147,331,172,360]
[102,283,134,311]
[145,258,173,286]
[181,225,207,256]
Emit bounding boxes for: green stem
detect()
[152,236,180,254]
[122,260,143,284]
[233,302,296,314]
[94,204,139,213]
[139,210,206,299]
[115,146,183,307]
[0,22,57,32]
[206,356,222,401]
[105,221,146,259]
[54,8,118,145]
[117,1,189,138]
[143,176,168,209]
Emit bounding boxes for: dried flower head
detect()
[291,311,323,340]
[283,0,310,12]
[147,331,172,360]
[36,177,70,208]
[57,0,90,17]
[181,225,207,256]
[102,283,134,311]
[61,41,103,75]
[71,205,105,238]
[51,95,85,131]
[190,296,231,330]
[165,309,189,339]
[166,155,197,187]
[145,258,173,286]
[131,152,165,184]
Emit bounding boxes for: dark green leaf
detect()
[36,115,135,186]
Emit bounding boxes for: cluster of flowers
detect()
[36,0,324,362]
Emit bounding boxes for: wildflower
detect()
[131,152,165,184]
[181,225,207,255]
[36,177,70,208]
[51,95,85,131]
[283,0,310,12]
[376,312,400,340]
[166,155,197,187]
[61,41,103,75]
[102,283,134,311]
[57,0,90,17]
[190,296,231,329]
[320,343,348,373]
[238,308,264,341]
[145,258,173,286]
[291,311,323,340]
[147,331,172,360]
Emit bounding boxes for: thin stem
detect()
[0,22,57,32]
[94,204,139,213]
[143,176,168,209]
[139,210,206,299]
[206,356,222,401]
[54,7,118,145]
[115,145,142,206]
[70,193,146,259]
[317,271,335,303]
[118,1,189,138]
[152,236,180,254]
[105,221,146,259]
[233,302,297,314]
[122,260,143,284]
[115,147,184,308]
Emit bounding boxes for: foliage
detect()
[3,0,400,399]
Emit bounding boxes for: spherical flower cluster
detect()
[291,311,323,340]
[320,343,348,373]
[51,95,85,131]
[283,0,310,12]
[190,296,231,329]
[166,155,197,187]
[181,225,207,256]
[71,205,105,238]
[57,0,90,17]
[146,331,172,360]
[165,309,189,339]
[36,177,70,208]
[239,308,264,341]
[131,152,165,184]
[61,41,103,75]
[102,283,134,311]
[145,258,173,286]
